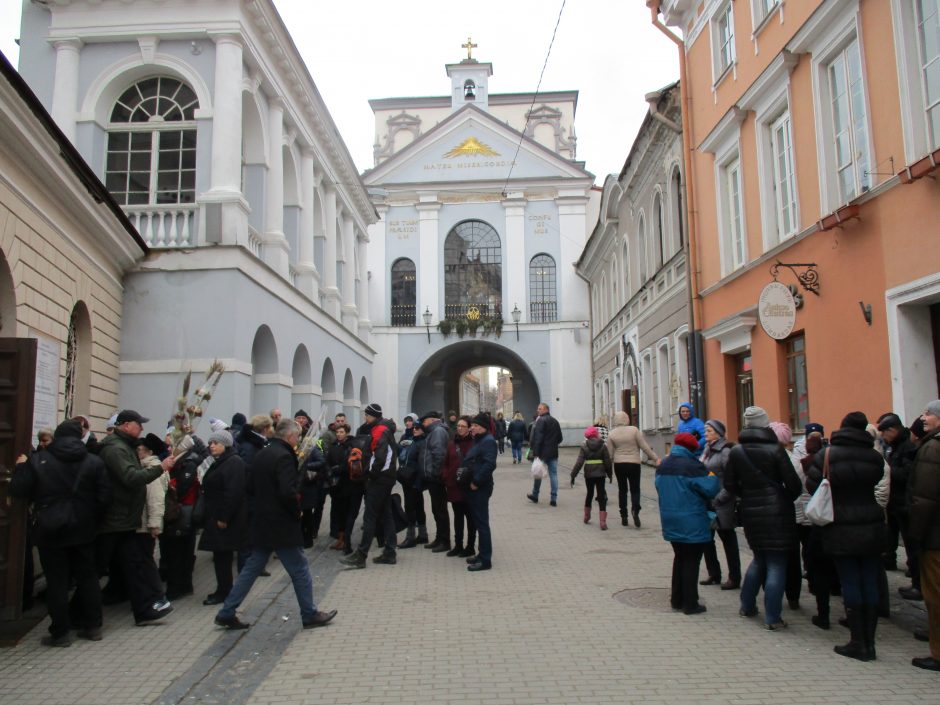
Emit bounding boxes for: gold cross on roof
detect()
[462,37,478,60]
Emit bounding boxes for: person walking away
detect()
[908,400,940,671]
[11,420,111,645]
[96,410,175,626]
[770,421,806,610]
[724,406,802,631]
[465,414,498,571]
[444,416,476,557]
[419,411,451,553]
[214,419,335,630]
[340,404,399,568]
[526,403,563,506]
[199,430,247,605]
[593,416,609,443]
[507,412,527,465]
[495,412,507,455]
[655,433,720,615]
[326,423,353,551]
[699,419,741,590]
[570,427,613,529]
[805,412,888,661]
[606,411,660,528]
[677,403,706,456]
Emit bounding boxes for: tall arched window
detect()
[390,257,416,326]
[671,167,684,253]
[106,77,198,205]
[621,240,630,295]
[637,216,648,284]
[653,193,665,266]
[444,220,501,318]
[529,253,557,322]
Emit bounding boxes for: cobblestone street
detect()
[0,450,934,705]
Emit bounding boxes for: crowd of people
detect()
[11,394,940,675]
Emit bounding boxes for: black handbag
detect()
[456,465,474,489]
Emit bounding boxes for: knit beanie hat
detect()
[471,413,490,429]
[926,400,940,418]
[804,422,825,436]
[877,413,904,432]
[769,421,792,445]
[704,419,726,437]
[584,426,599,439]
[841,411,869,431]
[209,418,228,433]
[743,406,770,429]
[364,403,383,418]
[673,432,699,453]
[54,420,83,439]
[208,430,233,448]
[231,412,247,427]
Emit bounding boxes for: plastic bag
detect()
[531,457,548,480]
[805,478,833,525]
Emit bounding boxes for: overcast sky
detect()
[0,1,679,181]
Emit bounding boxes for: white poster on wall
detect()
[31,335,60,444]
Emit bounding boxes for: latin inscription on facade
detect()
[388,219,418,239]
[529,214,552,235]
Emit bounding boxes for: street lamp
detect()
[423,306,433,343]
[511,304,521,341]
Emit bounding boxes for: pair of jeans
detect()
[451,500,476,550]
[466,483,493,565]
[740,549,788,625]
[670,542,707,611]
[357,480,395,556]
[96,531,165,620]
[40,543,100,636]
[833,555,881,607]
[614,462,642,516]
[584,476,607,510]
[531,457,558,501]
[217,545,316,622]
[426,482,450,544]
[702,528,741,582]
[510,440,523,462]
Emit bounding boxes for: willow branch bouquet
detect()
[169,359,226,453]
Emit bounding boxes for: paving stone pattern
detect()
[1,449,935,705]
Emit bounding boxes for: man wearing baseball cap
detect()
[97,410,176,625]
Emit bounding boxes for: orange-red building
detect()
[655,0,940,437]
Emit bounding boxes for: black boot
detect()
[863,604,878,660]
[398,524,417,549]
[834,606,870,661]
[415,524,429,544]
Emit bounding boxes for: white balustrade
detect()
[247,227,263,258]
[124,205,196,248]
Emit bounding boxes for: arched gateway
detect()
[409,340,540,419]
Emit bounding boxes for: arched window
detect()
[621,240,630,295]
[653,193,665,266]
[444,220,501,318]
[529,253,557,322]
[390,257,416,326]
[64,302,92,420]
[671,167,684,253]
[106,77,198,205]
[637,216,648,284]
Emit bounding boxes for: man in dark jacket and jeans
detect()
[12,420,111,646]
[910,400,940,671]
[420,411,451,553]
[526,403,563,506]
[215,419,336,630]
[724,406,802,630]
[341,403,399,569]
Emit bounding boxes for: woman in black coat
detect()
[198,431,247,605]
[806,412,887,662]
[326,424,353,551]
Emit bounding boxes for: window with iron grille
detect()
[529,253,557,322]
[444,220,502,319]
[106,77,198,205]
[390,258,416,326]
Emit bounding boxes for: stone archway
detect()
[342,369,356,419]
[409,340,541,420]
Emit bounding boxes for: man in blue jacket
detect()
[465,413,498,572]
[655,432,720,615]
[526,403,563,506]
[677,403,707,456]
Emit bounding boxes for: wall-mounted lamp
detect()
[422,306,433,343]
[859,301,872,326]
[511,304,521,341]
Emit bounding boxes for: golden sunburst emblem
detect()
[443,137,500,158]
[466,306,482,321]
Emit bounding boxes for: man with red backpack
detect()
[340,404,399,569]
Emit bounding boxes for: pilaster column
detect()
[357,234,371,332]
[341,215,358,332]
[296,148,319,298]
[322,186,341,317]
[416,194,441,320]
[503,192,527,321]
[51,38,82,143]
[557,191,590,320]
[263,98,289,276]
[208,34,243,194]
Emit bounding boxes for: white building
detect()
[577,83,690,455]
[364,50,596,440]
[18,0,376,425]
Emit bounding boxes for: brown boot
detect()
[599,511,608,530]
[583,506,591,524]
[329,532,345,551]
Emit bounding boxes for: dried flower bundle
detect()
[169,359,225,451]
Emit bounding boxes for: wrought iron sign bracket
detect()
[770,260,820,296]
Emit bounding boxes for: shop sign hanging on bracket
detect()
[758,281,797,340]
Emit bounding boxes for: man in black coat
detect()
[214,419,336,630]
[878,413,921,595]
[419,411,451,552]
[724,406,802,630]
[11,420,111,646]
[526,403,563,506]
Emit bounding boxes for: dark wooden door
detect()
[0,338,36,620]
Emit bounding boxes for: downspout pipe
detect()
[574,264,597,421]
[647,0,706,419]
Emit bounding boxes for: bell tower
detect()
[446,37,492,112]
